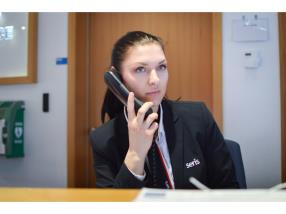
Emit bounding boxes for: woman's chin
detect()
[142,96,162,107]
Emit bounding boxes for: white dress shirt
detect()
[124,104,175,188]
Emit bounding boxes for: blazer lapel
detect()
[162,100,184,188]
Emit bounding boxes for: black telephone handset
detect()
[104,70,153,118]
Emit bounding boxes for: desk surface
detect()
[0,188,139,202]
[2,188,286,202]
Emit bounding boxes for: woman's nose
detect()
[148,69,160,85]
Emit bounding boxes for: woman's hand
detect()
[124,92,159,176]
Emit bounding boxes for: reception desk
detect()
[1,187,286,202]
[0,188,138,202]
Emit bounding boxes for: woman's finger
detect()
[127,92,136,121]
[136,101,154,125]
[143,113,158,129]
[145,122,158,137]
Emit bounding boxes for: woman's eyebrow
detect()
[134,59,167,66]
[158,59,167,64]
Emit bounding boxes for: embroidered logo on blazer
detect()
[186,158,200,168]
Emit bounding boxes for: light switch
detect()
[43,93,49,113]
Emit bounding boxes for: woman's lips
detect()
[146,90,160,96]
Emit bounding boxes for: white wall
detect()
[223,13,281,188]
[0,13,68,187]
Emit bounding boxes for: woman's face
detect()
[121,43,168,111]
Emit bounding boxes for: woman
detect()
[91,31,239,189]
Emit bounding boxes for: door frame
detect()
[67,13,91,187]
[67,12,223,187]
[279,12,286,183]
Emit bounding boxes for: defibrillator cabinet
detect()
[0,101,24,158]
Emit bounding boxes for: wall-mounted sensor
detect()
[43,93,49,113]
[232,14,269,42]
[243,50,262,69]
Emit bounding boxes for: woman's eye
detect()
[158,64,167,71]
[135,66,146,73]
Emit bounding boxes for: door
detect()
[68,12,223,187]
[279,12,286,182]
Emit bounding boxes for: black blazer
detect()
[90,99,239,189]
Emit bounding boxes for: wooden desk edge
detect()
[0,188,139,202]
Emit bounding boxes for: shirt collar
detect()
[156,104,164,143]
